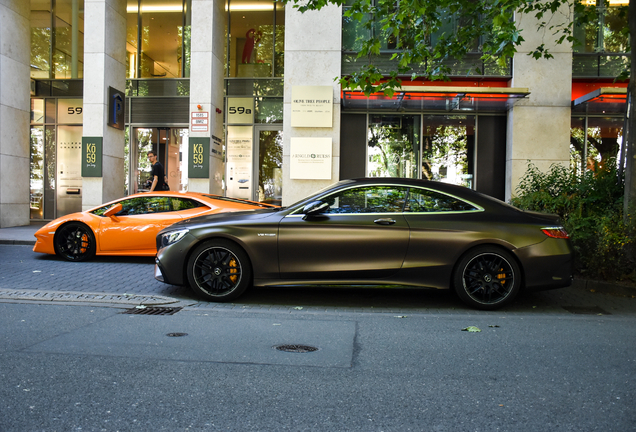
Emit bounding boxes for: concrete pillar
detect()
[506,5,572,201]
[189,0,224,194]
[82,0,127,209]
[0,0,30,228]
[282,4,342,205]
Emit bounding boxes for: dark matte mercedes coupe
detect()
[154,178,573,310]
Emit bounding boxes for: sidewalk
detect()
[0,221,45,246]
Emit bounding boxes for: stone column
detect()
[0,0,30,227]
[282,4,342,205]
[82,0,127,209]
[506,5,573,201]
[188,0,224,194]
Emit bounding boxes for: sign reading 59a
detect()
[227,97,254,124]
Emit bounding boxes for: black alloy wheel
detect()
[453,246,521,310]
[54,222,96,262]
[187,240,252,302]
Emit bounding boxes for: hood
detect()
[170,207,281,230]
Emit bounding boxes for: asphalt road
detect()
[1,245,636,431]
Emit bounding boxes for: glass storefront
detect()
[126,0,191,79]
[31,0,85,79]
[227,0,285,78]
[365,114,475,188]
[571,116,624,174]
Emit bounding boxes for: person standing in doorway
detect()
[147,151,167,192]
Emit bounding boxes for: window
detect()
[406,188,477,212]
[322,186,407,214]
[574,0,629,54]
[31,0,85,79]
[93,196,203,216]
[227,0,285,78]
[570,116,624,174]
[126,0,191,79]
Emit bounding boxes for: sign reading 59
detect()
[85,143,97,164]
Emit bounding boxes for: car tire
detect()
[54,222,96,262]
[186,239,252,302]
[452,246,521,310]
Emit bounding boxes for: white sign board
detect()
[290,137,332,180]
[226,126,253,199]
[227,98,254,124]
[291,86,333,128]
[191,112,209,132]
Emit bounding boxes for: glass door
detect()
[254,126,283,205]
[129,127,188,194]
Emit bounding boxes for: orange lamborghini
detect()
[33,191,277,262]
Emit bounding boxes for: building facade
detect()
[0,0,629,227]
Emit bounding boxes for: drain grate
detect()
[562,306,610,315]
[274,344,319,353]
[121,306,183,316]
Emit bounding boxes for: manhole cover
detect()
[274,344,319,353]
[562,306,610,315]
[121,306,183,316]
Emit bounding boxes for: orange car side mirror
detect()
[104,203,123,218]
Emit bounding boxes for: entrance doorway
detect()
[226,125,283,205]
[254,126,283,205]
[128,127,189,194]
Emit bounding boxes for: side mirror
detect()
[104,203,123,218]
[302,200,330,219]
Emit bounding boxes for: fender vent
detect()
[121,306,183,316]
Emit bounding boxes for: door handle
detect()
[374,218,396,225]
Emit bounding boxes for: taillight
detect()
[541,227,570,239]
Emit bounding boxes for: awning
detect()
[342,86,530,112]
[572,87,627,114]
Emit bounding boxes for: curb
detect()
[0,289,182,306]
[572,278,636,298]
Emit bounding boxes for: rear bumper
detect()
[515,238,573,291]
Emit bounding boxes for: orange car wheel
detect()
[54,222,96,262]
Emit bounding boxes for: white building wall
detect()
[189,0,225,194]
[82,0,127,209]
[282,4,342,205]
[0,0,30,227]
[506,5,573,200]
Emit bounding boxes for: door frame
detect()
[252,124,283,202]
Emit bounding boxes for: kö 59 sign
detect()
[188,137,210,178]
[81,137,103,177]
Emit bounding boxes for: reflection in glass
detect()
[422,116,474,188]
[258,130,283,205]
[228,0,283,77]
[571,116,624,173]
[30,127,45,219]
[367,115,420,178]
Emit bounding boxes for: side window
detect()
[117,197,171,215]
[406,188,477,212]
[170,198,205,211]
[323,186,407,214]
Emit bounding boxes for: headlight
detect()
[160,228,189,248]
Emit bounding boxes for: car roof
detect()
[89,191,277,212]
[319,178,518,212]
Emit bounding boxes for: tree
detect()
[284,0,633,213]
